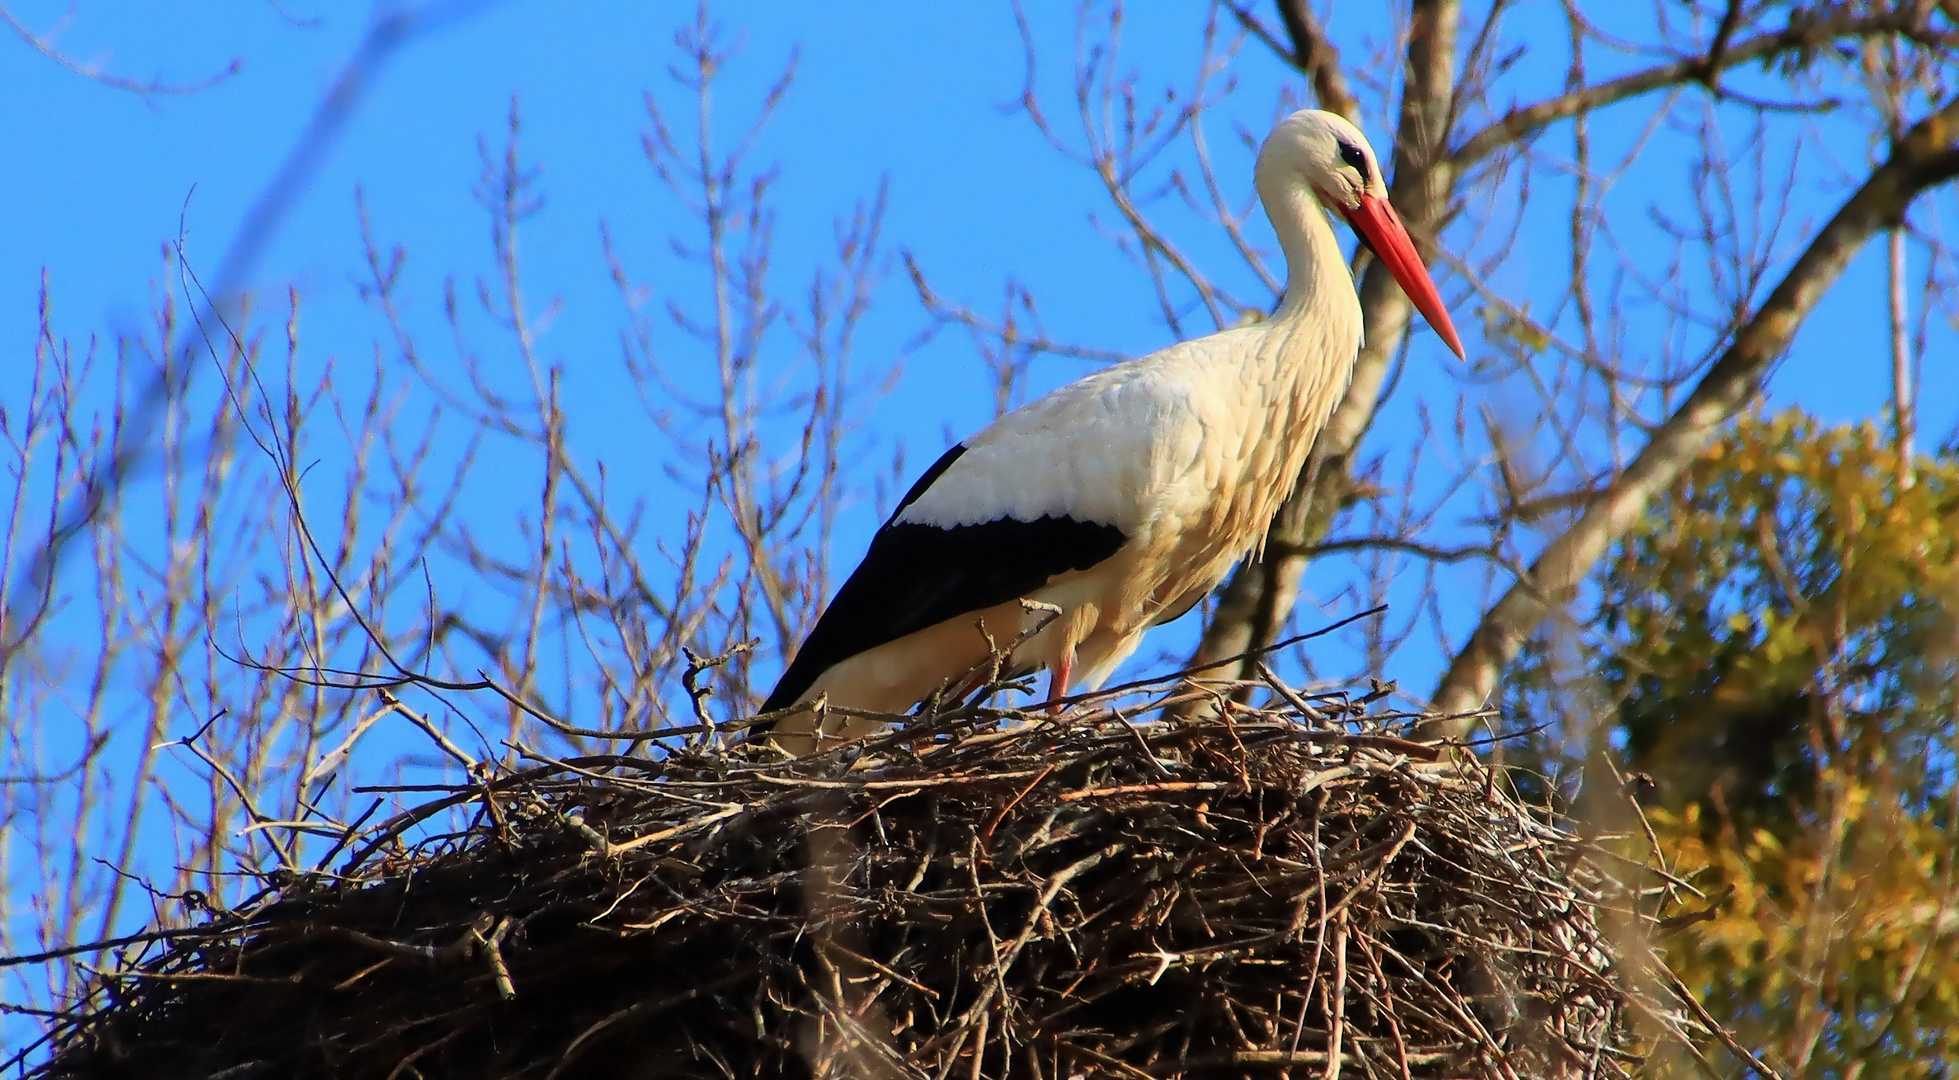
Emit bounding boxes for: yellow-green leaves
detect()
[1593,410,1959,1078]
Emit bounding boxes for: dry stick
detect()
[307,920,488,965]
[1649,951,1788,1080]
[971,842,1014,1072]
[1620,991,1730,1080]
[1325,918,1349,1080]
[1257,660,1331,726]
[936,842,1123,1074]
[602,804,748,857]
[1256,661,1444,762]
[161,714,297,871]
[1059,781,1225,802]
[978,765,1056,846]
[543,973,749,1080]
[820,939,940,999]
[994,843,1123,978]
[1290,788,1331,1060]
[92,969,295,986]
[380,688,477,770]
[751,770,1049,792]
[1595,750,1688,910]
[1356,936,1416,1080]
[1323,821,1419,924]
[330,956,394,993]
[384,1026,466,1080]
[1166,1050,1452,1069]
[473,916,516,1001]
[968,1010,989,1080]
[339,762,567,871]
[1375,937,1524,1080]
[1298,765,1360,796]
[680,638,756,734]
[807,947,914,1080]
[932,840,1006,1080]
[236,606,1387,754]
[1109,706,1173,776]
[307,797,385,877]
[1067,1044,1159,1080]
[1077,606,1388,705]
[0,919,252,971]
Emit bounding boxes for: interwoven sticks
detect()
[30,681,1702,1079]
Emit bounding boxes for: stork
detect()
[753,109,1463,755]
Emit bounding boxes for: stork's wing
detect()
[759,443,1127,714]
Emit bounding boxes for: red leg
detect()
[1046,654,1074,713]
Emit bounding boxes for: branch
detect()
[1225,1,1358,123]
[1697,0,1747,90]
[0,5,242,97]
[1296,535,1504,567]
[1453,10,1952,168]
[1428,91,1959,724]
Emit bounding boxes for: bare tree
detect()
[0,5,892,1047]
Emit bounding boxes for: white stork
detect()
[754,109,1463,754]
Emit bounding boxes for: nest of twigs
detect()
[31,674,1705,1079]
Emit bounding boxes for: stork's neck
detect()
[1257,176,1360,329]
[1203,173,1365,558]
[1238,170,1364,470]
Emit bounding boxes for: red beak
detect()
[1339,193,1464,360]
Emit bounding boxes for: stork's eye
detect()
[1337,141,1370,180]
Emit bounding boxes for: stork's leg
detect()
[1046,654,1073,713]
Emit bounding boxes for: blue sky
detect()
[3,3,1187,370]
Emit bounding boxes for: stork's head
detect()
[1258,110,1465,359]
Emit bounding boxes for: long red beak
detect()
[1339,193,1464,360]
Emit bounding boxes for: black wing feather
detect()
[759,443,1126,714]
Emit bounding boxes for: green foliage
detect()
[1584,412,1959,1077]
[1601,412,1958,825]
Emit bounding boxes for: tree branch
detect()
[1268,0,1359,123]
[1698,0,1748,89]
[0,5,242,97]
[1427,91,1959,725]
[1453,10,1953,169]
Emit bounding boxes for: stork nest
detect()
[25,677,1716,1079]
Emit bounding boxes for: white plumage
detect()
[756,110,1463,754]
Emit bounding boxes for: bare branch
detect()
[1453,10,1953,169]
[0,5,242,97]
[1224,1,1358,122]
